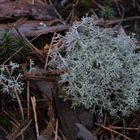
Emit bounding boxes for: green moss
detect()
[0,32,29,64]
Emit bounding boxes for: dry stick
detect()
[104,16,140,26]
[14,87,24,121]
[27,80,30,120]
[95,123,133,140]
[30,33,43,42]
[94,112,119,135]
[55,119,59,140]
[30,20,68,41]
[31,96,39,138]
[44,32,57,70]
[66,9,73,23]
[9,120,20,129]
[109,126,139,131]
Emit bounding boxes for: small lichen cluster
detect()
[49,16,140,117]
[0,61,24,96]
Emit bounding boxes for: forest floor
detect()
[0,0,140,140]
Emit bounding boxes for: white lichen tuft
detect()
[48,16,140,117]
[0,61,24,96]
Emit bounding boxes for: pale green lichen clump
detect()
[49,16,140,117]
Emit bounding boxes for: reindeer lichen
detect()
[49,16,140,117]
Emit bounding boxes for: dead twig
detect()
[13,86,24,121]
[45,32,57,70]
[21,75,57,81]
[29,67,64,76]
[98,16,140,27]
[109,126,139,131]
[95,123,133,140]
[31,96,39,138]
[54,119,59,140]
[59,128,67,140]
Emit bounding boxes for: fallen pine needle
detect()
[95,123,133,140]
[31,96,39,138]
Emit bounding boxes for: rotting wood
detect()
[0,20,69,37]
[0,1,56,20]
